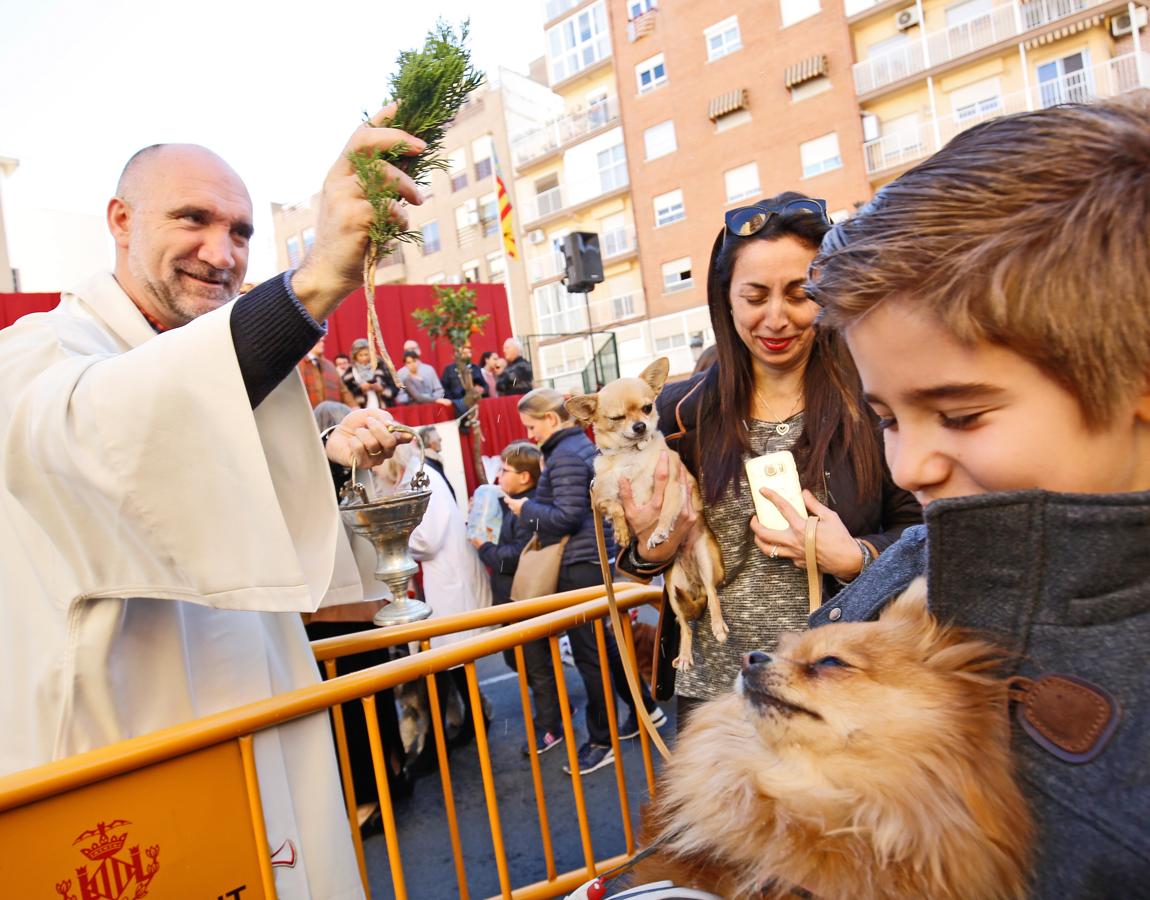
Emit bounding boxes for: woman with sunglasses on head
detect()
[617,192,920,727]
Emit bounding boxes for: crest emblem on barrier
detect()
[54,819,160,900]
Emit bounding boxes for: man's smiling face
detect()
[112,145,253,327]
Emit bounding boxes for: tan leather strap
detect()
[592,489,672,761]
[804,516,821,614]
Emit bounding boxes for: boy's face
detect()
[846,301,1150,507]
[498,462,532,496]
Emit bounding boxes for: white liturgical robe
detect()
[0,273,369,899]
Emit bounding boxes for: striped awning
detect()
[708,88,749,121]
[1024,13,1103,47]
[784,54,829,89]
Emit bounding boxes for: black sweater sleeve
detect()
[229,272,326,408]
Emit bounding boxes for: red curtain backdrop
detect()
[389,395,528,494]
[0,293,60,329]
[325,282,514,373]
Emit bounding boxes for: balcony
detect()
[512,97,621,170]
[863,51,1149,176]
[527,226,638,285]
[456,217,499,249]
[528,250,566,284]
[520,175,631,230]
[586,289,645,328]
[853,0,1116,96]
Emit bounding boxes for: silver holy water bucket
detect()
[338,423,434,627]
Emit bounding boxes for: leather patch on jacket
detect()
[1012,673,1121,765]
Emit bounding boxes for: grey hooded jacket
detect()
[810,490,1150,899]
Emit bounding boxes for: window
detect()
[654,189,685,227]
[462,259,481,283]
[715,108,752,133]
[950,77,1003,122]
[643,120,676,160]
[472,135,494,181]
[800,132,842,178]
[724,162,760,203]
[628,0,656,17]
[704,16,741,62]
[613,293,637,318]
[286,235,301,268]
[547,2,610,84]
[587,91,611,128]
[597,144,629,193]
[534,173,563,218]
[636,53,668,93]
[487,251,506,283]
[1037,51,1091,108]
[791,75,831,102]
[780,0,820,27]
[534,282,589,333]
[655,333,688,352]
[600,213,631,257]
[662,257,693,292]
[421,221,441,255]
[301,227,315,256]
[448,148,468,192]
[945,0,993,26]
[455,199,479,231]
[479,192,499,236]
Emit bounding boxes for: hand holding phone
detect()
[745,450,806,530]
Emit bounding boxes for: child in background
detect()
[471,441,566,755]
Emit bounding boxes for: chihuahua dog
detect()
[631,579,1033,900]
[567,357,727,668]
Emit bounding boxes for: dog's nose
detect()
[632,421,646,435]
[743,651,771,670]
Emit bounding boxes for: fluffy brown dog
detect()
[632,579,1032,900]
[567,358,726,668]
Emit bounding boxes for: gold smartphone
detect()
[745,450,807,530]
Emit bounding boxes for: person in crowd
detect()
[342,337,399,409]
[334,353,351,377]
[478,350,500,398]
[417,425,456,502]
[397,349,451,406]
[470,441,564,753]
[807,98,1149,899]
[299,336,357,408]
[616,192,920,728]
[374,443,493,748]
[441,342,489,403]
[0,112,426,900]
[497,337,534,395]
[401,338,445,395]
[507,389,665,775]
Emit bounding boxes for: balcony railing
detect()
[528,249,567,284]
[587,290,645,328]
[526,226,638,285]
[456,218,499,249]
[862,51,1150,175]
[853,0,1112,95]
[602,225,637,260]
[512,97,621,169]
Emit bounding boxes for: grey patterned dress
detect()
[676,414,814,701]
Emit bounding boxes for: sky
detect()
[0,0,548,288]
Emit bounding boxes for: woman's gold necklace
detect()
[755,391,803,436]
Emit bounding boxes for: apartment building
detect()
[271,69,559,339]
[605,0,873,376]
[850,0,1149,185]
[510,0,646,391]
[0,156,18,292]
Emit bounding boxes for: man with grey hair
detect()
[0,109,425,899]
[497,336,534,395]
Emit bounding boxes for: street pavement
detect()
[362,630,676,900]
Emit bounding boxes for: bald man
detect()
[0,118,424,899]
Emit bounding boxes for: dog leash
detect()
[592,491,672,761]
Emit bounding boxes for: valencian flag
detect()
[493,150,518,260]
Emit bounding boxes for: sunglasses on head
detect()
[724,198,831,238]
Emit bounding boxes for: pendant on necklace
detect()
[775,422,791,436]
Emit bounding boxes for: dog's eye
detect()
[609,415,626,422]
[814,656,849,668]
[641,403,653,414]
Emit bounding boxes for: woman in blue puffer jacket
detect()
[504,388,664,775]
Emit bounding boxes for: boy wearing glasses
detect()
[809,96,1150,897]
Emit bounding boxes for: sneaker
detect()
[564,742,615,776]
[520,730,564,757]
[619,706,668,740]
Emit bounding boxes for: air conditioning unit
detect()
[527,229,546,244]
[895,7,921,30]
[1111,7,1147,36]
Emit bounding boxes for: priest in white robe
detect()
[0,116,427,900]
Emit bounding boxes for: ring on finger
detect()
[769,544,780,559]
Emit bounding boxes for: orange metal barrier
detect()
[0,583,663,899]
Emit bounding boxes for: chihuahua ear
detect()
[639,357,671,395]
[566,394,599,424]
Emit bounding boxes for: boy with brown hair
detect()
[807,95,1150,898]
